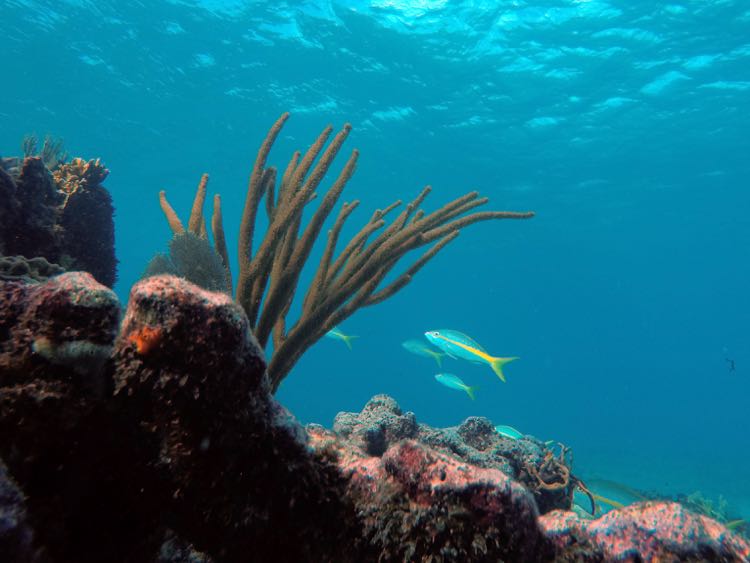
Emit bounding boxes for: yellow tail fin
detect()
[490,356,519,382]
[430,351,443,368]
[465,385,479,401]
[341,335,358,350]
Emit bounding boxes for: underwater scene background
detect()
[2,0,749,522]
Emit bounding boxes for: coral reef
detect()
[1,272,748,561]
[309,424,551,561]
[313,395,750,561]
[54,158,116,287]
[158,114,535,390]
[330,395,576,513]
[143,232,229,293]
[0,152,116,287]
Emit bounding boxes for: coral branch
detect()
[211,194,232,293]
[187,173,209,235]
[159,191,185,235]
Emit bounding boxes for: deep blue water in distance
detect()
[2,0,749,517]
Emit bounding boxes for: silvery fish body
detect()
[424,329,486,362]
[494,425,524,440]
[402,339,444,367]
[424,329,518,382]
[434,372,478,400]
[325,327,358,349]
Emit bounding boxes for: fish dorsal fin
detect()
[439,329,487,353]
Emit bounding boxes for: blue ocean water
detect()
[2,0,749,519]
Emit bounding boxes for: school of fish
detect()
[326,325,519,402]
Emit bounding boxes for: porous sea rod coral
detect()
[159,113,534,390]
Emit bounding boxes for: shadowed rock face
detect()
[111,275,354,561]
[0,272,748,562]
[0,459,36,562]
[0,273,354,562]
[0,271,120,388]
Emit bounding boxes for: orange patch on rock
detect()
[128,325,163,355]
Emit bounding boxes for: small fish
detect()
[402,339,445,367]
[424,329,518,382]
[434,373,479,400]
[325,327,358,350]
[592,493,625,510]
[494,425,524,440]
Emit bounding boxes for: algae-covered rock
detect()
[541,501,750,561]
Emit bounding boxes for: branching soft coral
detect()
[158,113,534,390]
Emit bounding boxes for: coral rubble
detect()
[0,272,748,562]
[0,152,116,287]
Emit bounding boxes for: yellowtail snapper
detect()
[434,373,479,400]
[325,327,358,350]
[401,339,445,367]
[424,329,518,382]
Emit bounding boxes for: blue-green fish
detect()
[424,329,518,382]
[325,327,358,350]
[434,373,479,400]
[401,339,445,367]
[494,425,524,440]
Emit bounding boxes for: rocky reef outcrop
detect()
[0,273,351,562]
[330,394,575,514]
[0,272,748,562]
[541,501,750,561]
[0,155,116,287]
